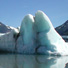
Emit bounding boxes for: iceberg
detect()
[34,11,68,55]
[17,14,36,54]
[0,10,68,55]
[0,27,19,52]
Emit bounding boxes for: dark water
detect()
[0,54,68,68]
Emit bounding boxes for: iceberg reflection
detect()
[0,54,68,68]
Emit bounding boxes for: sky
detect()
[0,0,68,28]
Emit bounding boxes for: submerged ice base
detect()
[0,10,68,55]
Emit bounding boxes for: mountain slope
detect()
[55,20,68,35]
[0,22,11,33]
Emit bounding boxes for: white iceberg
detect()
[34,10,68,55]
[17,14,36,54]
[0,10,68,55]
[0,27,19,52]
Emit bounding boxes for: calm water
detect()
[0,54,68,68]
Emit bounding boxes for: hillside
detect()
[0,22,12,33]
[55,20,68,35]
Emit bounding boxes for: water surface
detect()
[0,54,68,68]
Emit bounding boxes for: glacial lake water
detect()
[0,54,68,68]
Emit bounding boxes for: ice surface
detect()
[0,27,19,52]
[35,10,68,55]
[18,14,36,54]
[0,10,68,55]
[20,14,35,45]
[0,31,15,52]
